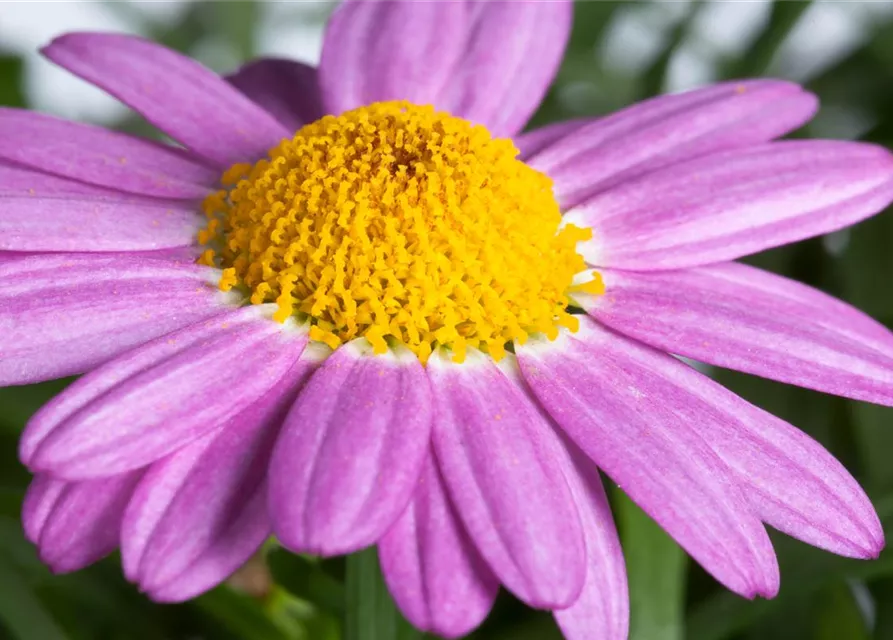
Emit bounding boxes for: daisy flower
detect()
[5,1,893,638]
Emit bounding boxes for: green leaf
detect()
[344,547,422,640]
[869,578,893,637]
[840,206,893,321]
[0,379,73,434]
[638,1,705,99]
[0,380,74,493]
[724,1,812,78]
[0,56,25,108]
[567,1,622,53]
[484,614,563,640]
[527,1,632,128]
[24,559,186,640]
[0,516,47,575]
[852,400,893,493]
[813,583,870,640]
[192,586,296,640]
[687,497,893,640]
[194,1,260,61]
[616,489,686,640]
[268,549,345,616]
[0,555,69,640]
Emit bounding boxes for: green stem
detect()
[345,547,423,640]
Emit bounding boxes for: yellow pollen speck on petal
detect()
[198,100,601,363]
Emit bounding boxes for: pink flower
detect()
[5,2,893,639]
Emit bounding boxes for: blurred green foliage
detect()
[2,1,893,638]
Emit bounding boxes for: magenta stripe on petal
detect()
[131,355,311,592]
[0,194,203,252]
[270,342,432,555]
[0,109,215,199]
[0,247,201,266]
[0,254,230,385]
[527,80,817,209]
[23,309,308,479]
[517,320,779,598]
[567,141,893,269]
[436,1,572,137]
[427,349,586,609]
[379,452,499,639]
[226,58,324,132]
[33,470,142,573]
[586,263,893,406]
[127,246,203,262]
[318,0,468,115]
[42,33,290,167]
[0,162,123,197]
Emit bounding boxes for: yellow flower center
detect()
[198,101,602,363]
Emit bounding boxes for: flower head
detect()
[198,100,595,360]
[4,1,893,639]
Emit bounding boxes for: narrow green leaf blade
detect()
[0,56,25,108]
[0,555,69,640]
[638,1,705,99]
[813,583,870,640]
[725,1,812,78]
[268,549,345,616]
[345,547,422,640]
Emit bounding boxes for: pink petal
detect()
[561,323,883,559]
[526,80,817,209]
[435,0,572,137]
[0,108,215,198]
[23,309,308,478]
[131,355,312,595]
[120,430,218,582]
[517,319,779,598]
[319,0,467,115]
[269,342,432,555]
[32,470,142,573]
[21,474,67,544]
[566,141,893,269]
[42,33,289,167]
[427,349,586,609]
[379,452,499,639]
[0,162,125,197]
[585,263,893,406]
[226,58,323,132]
[500,357,629,638]
[145,496,268,603]
[0,194,203,252]
[0,195,202,251]
[0,253,230,385]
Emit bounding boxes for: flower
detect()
[5,1,893,638]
